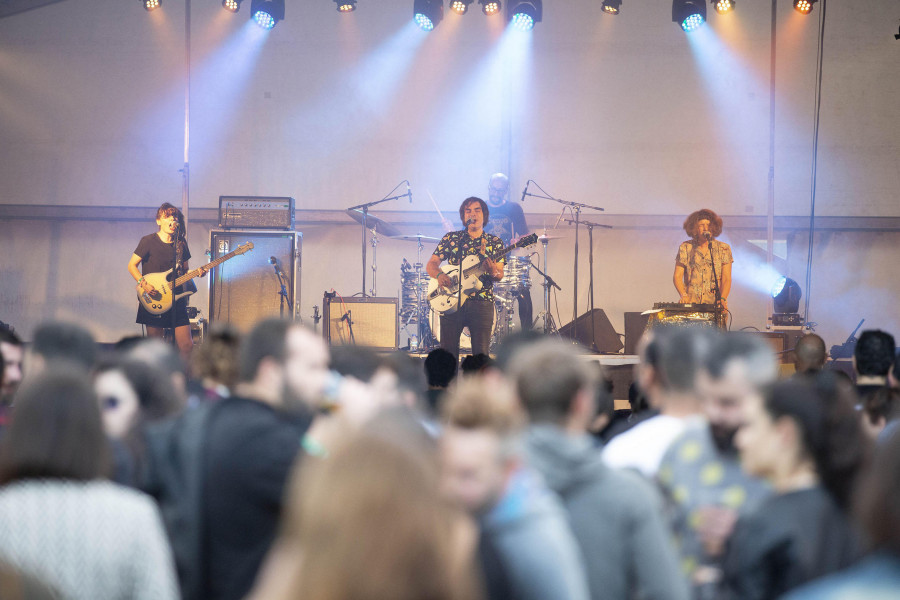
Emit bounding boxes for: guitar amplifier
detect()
[218,196,295,230]
[323,296,399,352]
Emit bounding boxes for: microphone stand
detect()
[171,223,183,339]
[347,180,410,297]
[529,243,562,334]
[568,219,612,352]
[525,181,605,346]
[272,261,294,318]
[342,311,356,345]
[707,236,723,329]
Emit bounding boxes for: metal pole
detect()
[766,0,777,325]
[182,0,191,226]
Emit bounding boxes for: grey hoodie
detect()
[525,424,691,600]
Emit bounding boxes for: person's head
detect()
[492,329,546,373]
[375,352,427,410]
[487,173,510,207]
[860,386,900,440]
[736,371,869,509]
[0,368,109,484]
[700,333,778,453]
[637,324,716,412]
[440,378,522,515]
[93,357,182,440]
[458,197,489,231]
[0,325,24,403]
[854,329,896,378]
[191,322,241,390]
[424,348,457,389]
[156,202,184,239]
[126,338,188,403]
[891,354,900,390]
[793,333,827,373]
[239,319,330,410]
[28,321,97,375]
[510,339,601,432]
[459,353,494,377]
[855,429,900,556]
[280,429,476,600]
[683,208,723,242]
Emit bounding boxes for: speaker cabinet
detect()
[624,312,652,355]
[559,309,623,354]
[323,296,399,351]
[208,230,302,332]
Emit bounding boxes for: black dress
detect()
[134,233,192,328]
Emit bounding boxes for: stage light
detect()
[334,0,356,11]
[672,0,706,32]
[508,0,541,30]
[251,0,284,29]
[142,0,160,11]
[450,0,473,15]
[713,0,734,14]
[414,0,443,30]
[771,276,802,326]
[793,0,817,14]
[223,0,241,12]
[480,0,501,16]
[601,0,621,15]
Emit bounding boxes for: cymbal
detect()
[390,233,441,243]
[538,233,566,241]
[346,209,402,237]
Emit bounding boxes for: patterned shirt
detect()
[433,230,506,301]
[676,239,733,304]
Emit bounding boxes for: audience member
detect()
[890,353,900,389]
[721,372,869,599]
[511,339,690,600]
[27,320,97,374]
[784,428,900,599]
[0,368,178,600]
[440,378,590,600]
[424,348,458,417]
[793,333,827,374]
[603,325,715,478]
[853,329,895,397]
[658,332,776,597]
[461,353,494,376]
[126,338,189,407]
[0,325,23,413]
[859,386,900,441]
[190,322,241,401]
[251,428,480,600]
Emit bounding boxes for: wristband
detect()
[138,276,145,284]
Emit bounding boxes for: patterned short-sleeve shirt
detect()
[676,239,733,304]
[433,230,506,301]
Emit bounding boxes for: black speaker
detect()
[559,309,623,354]
[624,312,652,355]
[208,230,302,332]
[323,296,399,351]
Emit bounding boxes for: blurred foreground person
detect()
[190,322,241,401]
[251,429,481,600]
[784,429,900,599]
[658,333,777,598]
[441,378,590,600]
[26,320,98,375]
[0,326,23,427]
[511,339,689,600]
[721,372,869,599]
[0,369,178,600]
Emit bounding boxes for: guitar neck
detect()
[173,248,241,287]
[461,240,525,277]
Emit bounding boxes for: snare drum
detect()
[494,255,532,297]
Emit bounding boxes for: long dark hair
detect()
[0,368,110,484]
[764,371,869,510]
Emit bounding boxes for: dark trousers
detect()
[517,291,533,330]
[440,298,495,359]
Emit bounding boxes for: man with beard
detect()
[657,333,777,599]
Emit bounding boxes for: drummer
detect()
[483,173,533,330]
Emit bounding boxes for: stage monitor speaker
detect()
[624,312,652,355]
[559,309,623,354]
[323,296,399,352]
[208,230,302,333]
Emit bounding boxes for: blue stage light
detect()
[511,12,533,30]
[250,0,284,29]
[414,0,442,30]
[673,0,706,32]
[507,0,541,30]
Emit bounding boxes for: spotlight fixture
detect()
[334,0,356,12]
[450,0,473,15]
[414,0,443,30]
[712,0,734,14]
[223,0,241,12]
[793,0,817,14]
[479,0,501,16]
[601,0,621,15]
[771,276,803,326]
[142,0,160,11]
[508,0,541,30]
[251,0,284,29]
[672,0,706,32]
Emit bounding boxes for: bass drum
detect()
[429,304,499,354]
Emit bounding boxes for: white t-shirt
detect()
[602,415,696,479]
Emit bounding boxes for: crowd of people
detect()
[0,317,899,600]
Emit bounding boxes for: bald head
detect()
[794,334,827,374]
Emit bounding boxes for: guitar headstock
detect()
[236,242,254,254]
[516,233,539,249]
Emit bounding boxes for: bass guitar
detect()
[427,233,538,314]
[137,242,254,315]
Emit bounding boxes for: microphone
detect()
[269,256,277,265]
[465,218,476,226]
[520,180,530,203]
[341,311,351,323]
[704,232,712,243]
[406,180,412,204]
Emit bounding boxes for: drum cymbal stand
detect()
[532,232,563,334]
[414,235,437,351]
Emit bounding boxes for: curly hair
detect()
[458,197,489,227]
[683,209,723,239]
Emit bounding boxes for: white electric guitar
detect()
[137,242,254,315]
[427,233,538,314]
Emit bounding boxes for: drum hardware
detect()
[397,232,438,352]
[530,230,563,335]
